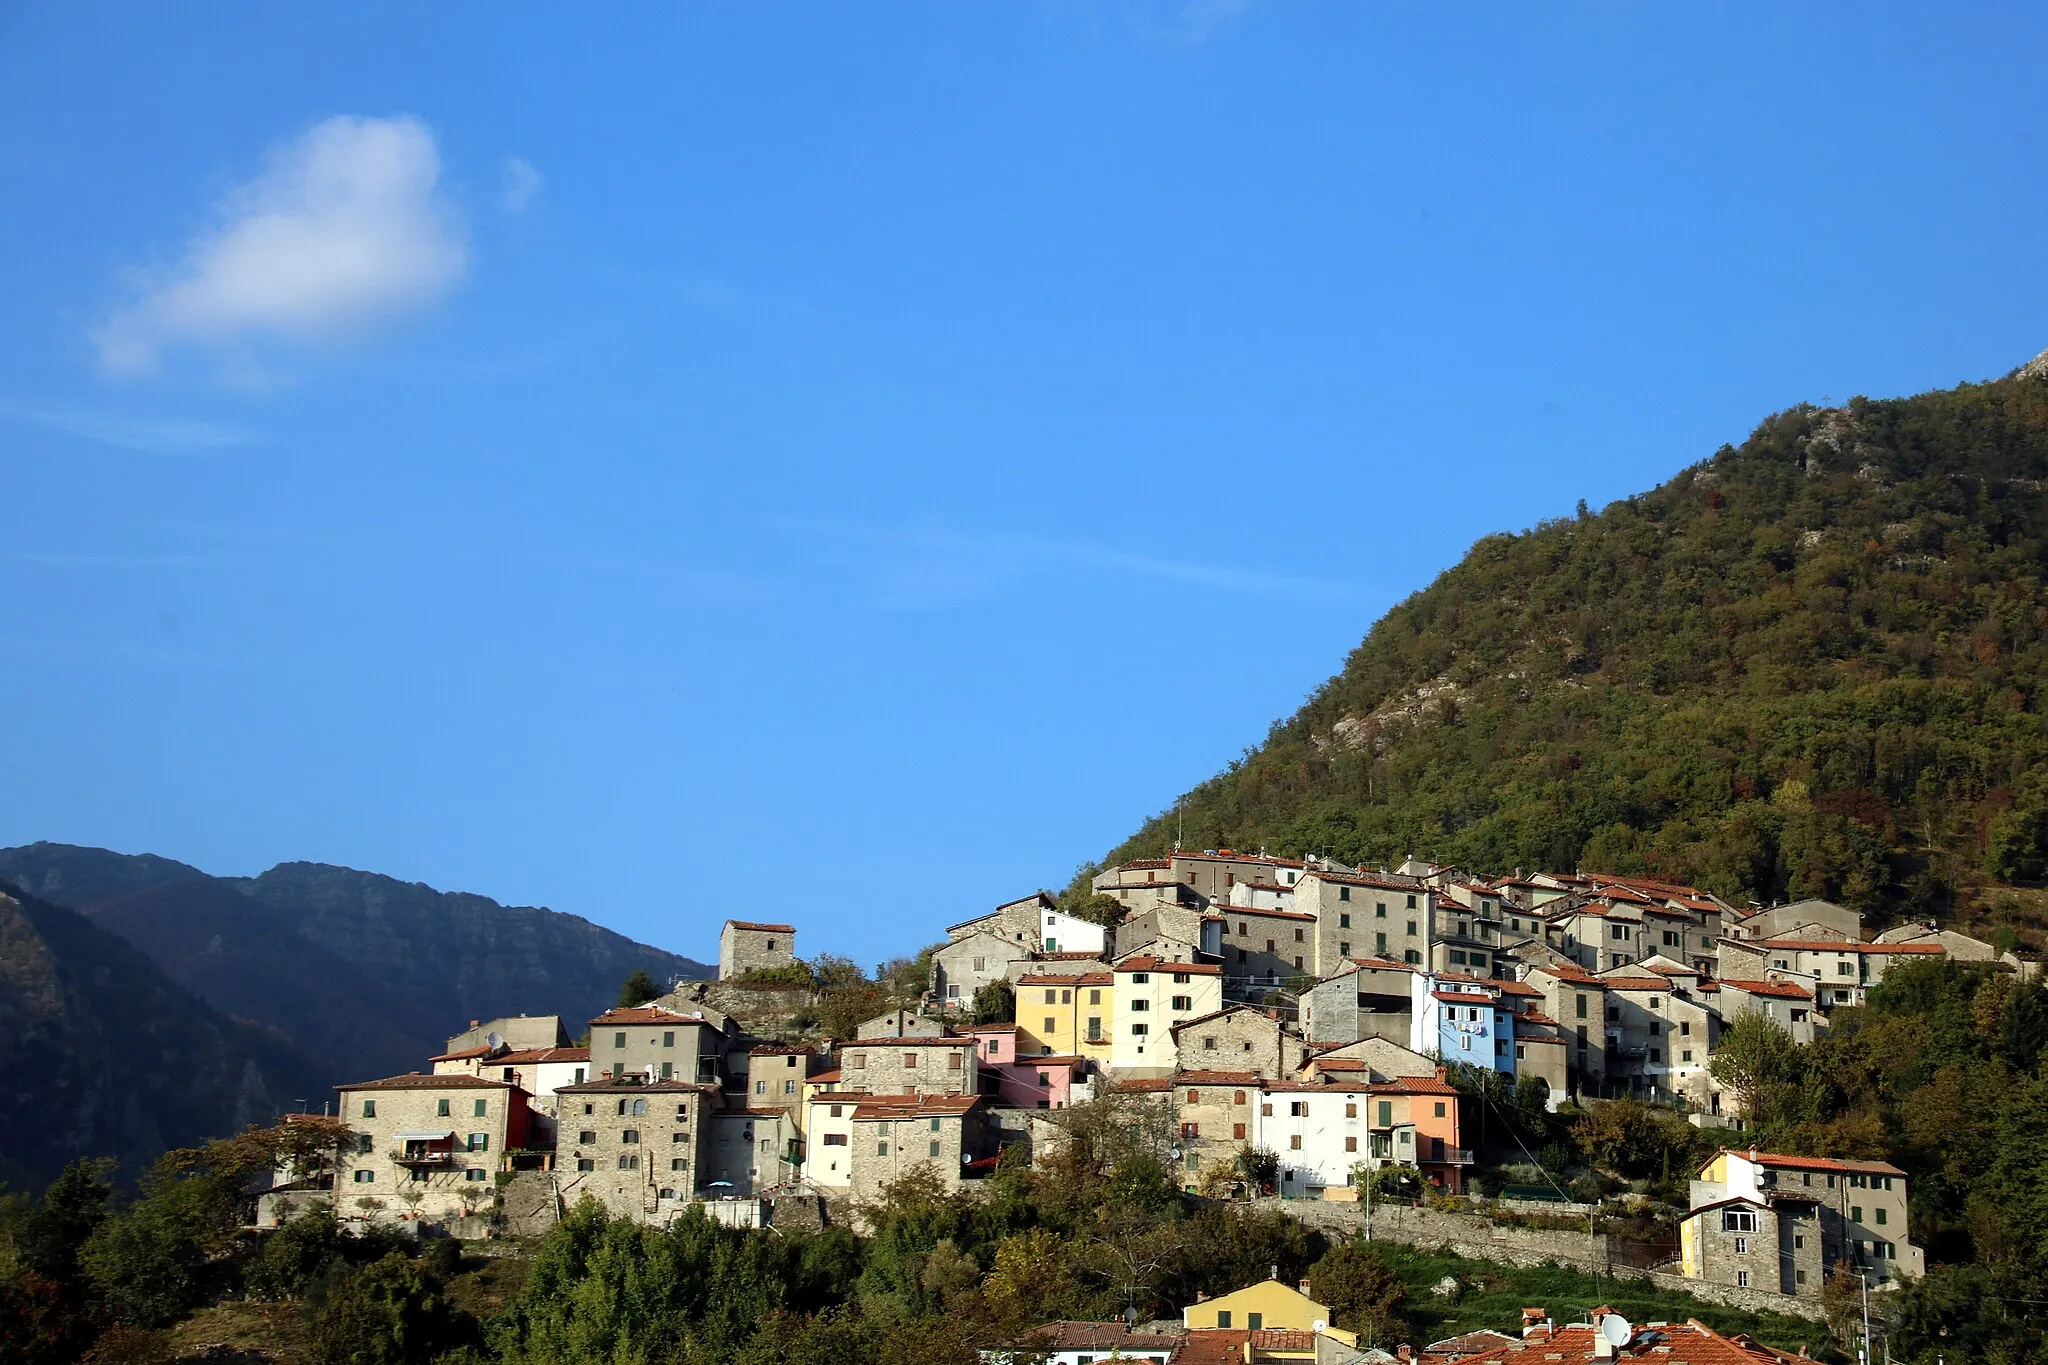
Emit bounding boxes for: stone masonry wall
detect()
[1256,1199,1827,1323]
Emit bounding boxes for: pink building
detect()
[966,1024,1085,1109]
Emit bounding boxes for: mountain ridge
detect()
[1089,360,2048,931]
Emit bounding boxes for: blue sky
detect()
[3,4,2045,968]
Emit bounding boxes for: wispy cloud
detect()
[0,400,254,454]
[502,156,543,214]
[95,115,468,376]
[789,521,1346,608]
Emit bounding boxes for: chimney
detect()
[1269,1264,1279,1282]
[1521,1307,1549,1338]
[469,1019,479,1029]
[1298,1278,1313,1296]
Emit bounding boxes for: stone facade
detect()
[719,920,798,979]
[1172,1071,1260,1184]
[1299,959,1416,1045]
[706,1108,795,1195]
[1295,871,1432,973]
[1680,1197,1824,1295]
[1169,1005,1302,1079]
[588,1004,731,1086]
[1211,904,1318,987]
[556,1080,715,1219]
[847,1094,986,1202]
[334,1074,529,1226]
[931,930,1029,1009]
[836,1036,979,1095]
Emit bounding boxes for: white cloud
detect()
[502,156,543,214]
[0,400,254,454]
[96,115,468,375]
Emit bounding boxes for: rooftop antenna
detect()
[1176,803,1184,853]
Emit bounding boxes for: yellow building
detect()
[1182,1277,1347,1337]
[1013,970,1113,1064]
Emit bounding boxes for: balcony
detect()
[391,1148,457,1167]
[1423,1146,1476,1166]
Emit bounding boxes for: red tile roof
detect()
[1006,1322,1185,1353]
[427,1045,498,1062]
[845,1036,976,1047]
[1174,1071,1262,1086]
[1433,990,1498,1005]
[1448,1319,1797,1363]
[557,1079,718,1095]
[850,1094,980,1120]
[1716,979,1815,1000]
[495,1046,590,1064]
[1219,905,1318,923]
[338,1073,515,1091]
[1116,955,1222,975]
[1717,1147,1905,1177]
[589,1006,713,1027]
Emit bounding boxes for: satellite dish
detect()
[1312,1320,1327,1333]
[485,1031,504,1050]
[1600,1314,1634,1348]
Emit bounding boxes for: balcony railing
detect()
[391,1149,457,1166]
[1423,1147,1476,1166]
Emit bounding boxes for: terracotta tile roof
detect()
[338,1073,515,1091]
[1343,955,1416,972]
[1007,1322,1186,1353]
[1249,1328,1315,1350]
[1532,963,1604,985]
[1716,979,1815,1000]
[1218,905,1318,923]
[845,1036,976,1047]
[1392,1075,1459,1096]
[589,1006,713,1027]
[1112,1077,1175,1093]
[1176,1329,1251,1365]
[849,1094,980,1120]
[1120,858,1171,870]
[1642,961,1699,976]
[495,1046,590,1064]
[1759,939,1945,954]
[1447,1319,1798,1363]
[1717,1147,1905,1177]
[1037,950,1109,961]
[726,920,796,932]
[1116,955,1222,975]
[749,1043,819,1056]
[1173,1070,1262,1086]
[556,1079,718,1094]
[1310,1057,1372,1072]
[969,1022,1021,1032]
[807,1069,844,1084]
[1432,990,1499,1005]
[1306,869,1426,892]
[1171,850,1305,868]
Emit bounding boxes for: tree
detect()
[1571,1098,1705,1180]
[968,979,1015,1026]
[14,1159,112,1286]
[1308,1239,1408,1346]
[307,1252,458,1365]
[618,970,661,1008]
[1708,1012,1805,1127]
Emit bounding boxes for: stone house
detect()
[442,1014,569,1055]
[1169,1005,1304,1080]
[432,1044,592,1143]
[1113,901,1221,963]
[334,1073,531,1225]
[1678,1195,1825,1296]
[847,1094,989,1202]
[744,1044,819,1125]
[1523,962,1608,1094]
[1295,870,1432,973]
[1172,1070,1261,1185]
[837,1035,980,1096]
[1110,956,1224,1076]
[706,1108,795,1195]
[1723,936,1946,1011]
[1297,958,1415,1046]
[1597,969,1715,1101]
[945,892,1057,950]
[719,920,797,979]
[1725,898,1862,944]
[588,1004,734,1086]
[1706,978,1819,1043]
[858,1007,949,1038]
[1212,904,1319,988]
[932,930,1030,1009]
[1302,1034,1437,1082]
[1690,1148,1923,1289]
[555,1079,716,1218]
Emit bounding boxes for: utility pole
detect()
[1858,1270,1873,1365]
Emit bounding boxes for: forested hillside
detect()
[1097,359,2048,925]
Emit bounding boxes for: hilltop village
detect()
[278,850,2030,1333]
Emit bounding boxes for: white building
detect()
[1109,956,1223,1076]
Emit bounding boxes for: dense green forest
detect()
[1094,367,2048,927]
[6,958,2044,1364]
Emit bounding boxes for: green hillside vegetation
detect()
[1094,364,2048,931]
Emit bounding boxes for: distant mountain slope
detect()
[1096,360,2048,921]
[0,881,328,1190]
[0,844,714,1087]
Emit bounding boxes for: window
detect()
[1294,927,1304,942]
[1876,1208,1887,1225]
[1376,902,1387,918]
[1722,1210,1757,1232]
[1735,1270,1750,1288]
[756,1080,768,1095]
[1680,1020,1691,1035]
[467,1133,489,1152]
[1289,1135,1302,1150]
[353,1170,375,1184]
[436,1098,451,1117]
[1339,913,1351,929]
[361,1099,377,1118]
[1433,1101,1445,1118]
[823,1133,848,1146]
[1130,999,1150,1012]
[465,1167,488,1183]
[1044,989,1056,1004]
[1290,1101,1308,1116]
[1248,1313,1264,1330]
[877,1142,889,1156]
[578,1129,597,1144]
[1407,921,1418,936]
[1086,1017,1102,1040]
[1344,1136,1358,1152]
[672,1132,688,1143]
[1181,1122,1200,1138]
[1344,1102,1357,1118]
[1851,1205,1863,1223]
[1339,942,1350,957]
[1131,972,1150,984]
[1377,1101,1392,1125]
[1405,950,1421,964]
[1233,1123,1246,1139]
[1838,962,1854,976]
[847,1053,866,1070]
[1406,895,1417,909]
[1375,932,1387,952]
[621,1130,639,1145]
[1044,1017,1056,1033]
[1089,989,1101,1005]
[662,1030,675,1047]
[1217,1312,1232,1329]
[1648,1048,1662,1062]
[1682,1050,1693,1062]
[1339,887,1351,902]
[1171,995,1192,1010]
[356,1133,374,1154]
[618,1154,639,1170]
[660,1062,674,1080]
[614,1032,626,1048]
[1260,1103,1273,1116]
[575,1157,594,1172]
[1734,1236,1750,1254]
[1131,1023,1149,1036]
